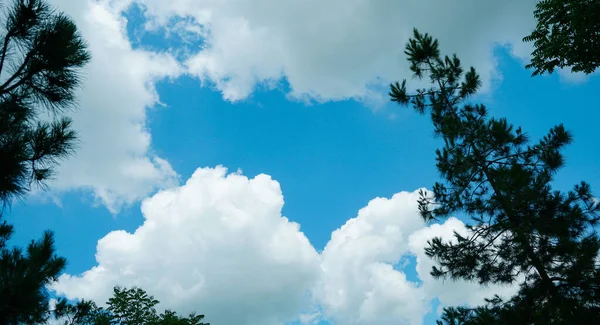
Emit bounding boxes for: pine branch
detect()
[0,51,33,95]
[0,31,13,77]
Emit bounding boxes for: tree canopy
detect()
[390,29,600,324]
[53,286,210,325]
[524,0,600,75]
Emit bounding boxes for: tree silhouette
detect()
[0,0,89,324]
[524,0,600,76]
[390,29,600,324]
[0,0,90,208]
[53,286,210,325]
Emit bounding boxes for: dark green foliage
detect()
[53,286,210,325]
[390,29,600,324]
[0,221,66,324]
[156,310,209,325]
[523,0,600,75]
[53,298,111,325]
[106,287,160,324]
[0,1,89,324]
[0,0,90,207]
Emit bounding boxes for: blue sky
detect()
[5,1,600,324]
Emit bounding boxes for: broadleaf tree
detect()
[523,0,600,76]
[53,286,210,325]
[0,0,90,324]
[389,29,600,324]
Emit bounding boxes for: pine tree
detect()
[523,0,600,76]
[0,0,90,207]
[390,29,600,324]
[53,298,111,325]
[0,0,89,324]
[0,224,66,324]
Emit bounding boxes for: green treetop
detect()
[524,0,600,76]
[53,286,210,325]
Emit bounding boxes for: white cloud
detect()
[556,68,600,84]
[37,0,595,213]
[43,0,183,212]
[39,0,593,212]
[52,166,321,325]
[129,0,540,103]
[315,191,429,325]
[52,167,518,325]
[313,193,518,325]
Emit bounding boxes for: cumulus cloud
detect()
[314,191,429,325]
[313,193,518,325]
[52,166,321,325]
[52,167,518,325]
[43,0,183,212]
[129,0,539,103]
